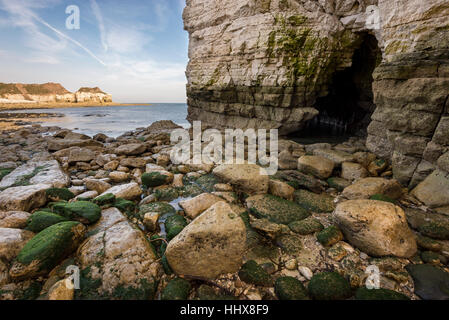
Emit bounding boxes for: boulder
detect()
[342,178,403,200]
[109,171,130,183]
[312,149,355,166]
[213,163,269,195]
[120,158,147,168]
[98,182,142,200]
[9,221,86,280]
[47,138,103,151]
[246,194,309,225]
[341,162,369,181]
[297,156,335,179]
[406,264,449,300]
[85,179,111,194]
[411,170,449,208]
[0,228,34,261]
[141,171,174,188]
[67,148,96,164]
[165,202,246,279]
[308,272,352,300]
[269,179,294,200]
[0,184,50,212]
[77,208,159,299]
[52,201,101,225]
[115,143,147,156]
[0,160,69,189]
[179,193,224,219]
[334,200,417,258]
[0,211,31,229]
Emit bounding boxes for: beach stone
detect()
[312,149,355,166]
[213,163,268,195]
[47,139,103,151]
[75,191,98,200]
[342,178,403,200]
[109,171,130,183]
[368,159,388,176]
[85,179,111,194]
[115,143,147,156]
[288,217,323,235]
[68,186,85,196]
[406,264,449,300]
[141,171,174,188]
[77,208,159,299]
[238,260,273,286]
[67,148,96,164]
[269,179,294,200]
[0,211,31,229]
[45,188,75,202]
[317,226,344,247]
[9,221,86,280]
[246,194,310,225]
[143,212,159,232]
[25,211,68,233]
[145,164,166,173]
[278,150,299,170]
[0,228,34,262]
[98,182,142,200]
[327,177,351,191]
[161,278,191,300]
[172,174,184,187]
[355,287,409,300]
[0,184,49,212]
[341,162,369,181]
[334,200,417,258]
[179,193,224,219]
[411,170,449,208]
[275,276,309,300]
[294,189,335,213]
[120,158,147,168]
[308,272,352,300]
[297,155,334,179]
[48,279,74,300]
[165,202,246,279]
[104,160,119,171]
[0,160,69,189]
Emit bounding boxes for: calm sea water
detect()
[6,103,189,138]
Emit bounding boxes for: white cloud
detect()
[90,0,108,51]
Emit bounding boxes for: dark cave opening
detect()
[292,33,381,144]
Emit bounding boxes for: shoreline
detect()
[0,102,152,111]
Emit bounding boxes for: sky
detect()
[0,0,189,103]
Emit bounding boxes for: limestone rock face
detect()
[0,160,69,189]
[77,208,159,297]
[0,184,50,212]
[165,202,246,279]
[184,0,449,185]
[334,200,417,258]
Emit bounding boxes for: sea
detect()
[4,103,189,138]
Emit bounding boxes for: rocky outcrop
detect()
[184,0,449,185]
[0,83,112,104]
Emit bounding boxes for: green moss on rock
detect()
[418,221,449,240]
[113,198,136,217]
[112,278,157,300]
[327,177,351,192]
[294,189,335,213]
[317,226,344,246]
[355,287,410,300]
[238,260,273,286]
[308,272,352,300]
[0,168,13,181]
[370,194,396,204]
[45,188,75,202]
[154,187,180,201]
[275,276,309,300]
[139,202,176,219]
[52,201,101,225]
[93,193,116,206]
[26,211,69,233]
[141,172,170,188]
[247,194,310,225]
[165,214,188,241]
[161,278,191,300]
[14,221,86,278]
[289,217,324,235]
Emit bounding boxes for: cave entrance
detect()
[291,33,381,144]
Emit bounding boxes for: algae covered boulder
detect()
[52,201,101,225]
[289,217,324,235]
[246,194,310,225]
[165,214,188,241]
[93,193,116,207]
[294,189,335,213]
[275,276,309,300]
[141,171,174,188]
[238,260,273,286]
[308,272,352,300]
[355,287,410,300]
[10,221,86,279]
[317,226,344,247]
[161,278,191,300]
[26,211,68,233]
[46,188,75,202]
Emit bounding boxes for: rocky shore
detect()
[0,120,448,300]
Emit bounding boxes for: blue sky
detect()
[0,0,188,102]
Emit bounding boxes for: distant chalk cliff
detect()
[0,82,112,104]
